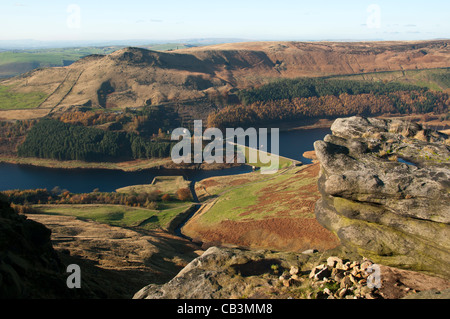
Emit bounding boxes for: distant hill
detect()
[0,44,200,78]
[1,40,449,117]
[0,47,120,78]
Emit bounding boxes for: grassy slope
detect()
[195,166,317,225]
[0,85,47,109]
[194,170,268,201]
[116,176,190,195]
[182,163,340,251]
[36,202,193,231]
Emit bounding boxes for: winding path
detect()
[173,161,300,241]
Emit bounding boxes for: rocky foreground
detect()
[133,245,450,299]
[314,116,450,278]
[0,196,198,299]
[2,116,449,299]
[0,196,72,298]
[134,116,450,299]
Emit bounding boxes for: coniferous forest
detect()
[17,119,174,162]
[236,78,429,104]
[5,79,450,162]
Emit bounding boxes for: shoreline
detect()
[0,156,247,172]
[273,113,450,132]
[1,113,447,172]
[0,156,172,172]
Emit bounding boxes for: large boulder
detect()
[313,116,450,278]
[0,196,91,298]
[133,246,308,299]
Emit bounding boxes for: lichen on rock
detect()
[313,116,450,278]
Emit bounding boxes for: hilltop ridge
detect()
[1,40,449,116]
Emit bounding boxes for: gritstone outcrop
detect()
[313,116,450,278]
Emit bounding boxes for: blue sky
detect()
[0,0,449,42]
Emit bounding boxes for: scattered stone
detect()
[279,267,304,287]
[309,264,327,279]
[305,254,385,298]
[340,276,353,289]
[350,261,359,269]
[338,288,347,298]
[360,260,373,272]
[132,244,449,300]
[304,254,387,299]
[349,274,359,285]
[327,256,344,269]
[301,249,318,255]
[351,268,362,278]
[332,268,345,282]
[291,274,301,281]
[283,279,294,287]
[290,266,299,276]
[314,267,332,281]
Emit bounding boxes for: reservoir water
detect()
[0,128,330,193]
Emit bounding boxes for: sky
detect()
[0,0,449,43]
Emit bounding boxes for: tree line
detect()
[56,105,181,137]
[237,78,430,105]
[0,119,36,155]
[2,187,193,211]
[208,90,450,129]
[17,119,175,162]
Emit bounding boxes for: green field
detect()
[0,47,120,78]
[0,48,108,66]
[35,203,193,231]
[0,85,48,109]
[196,166,317,225]
[116,176,191,196]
